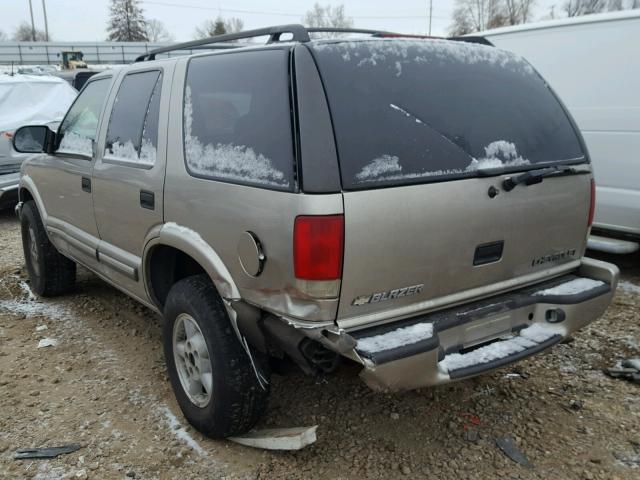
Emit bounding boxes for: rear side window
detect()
[105,70,162,166]
[310,40,585,190]
[57,78,111,157]
[183,50,294,190]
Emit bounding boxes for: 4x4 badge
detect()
[352,284,424,306]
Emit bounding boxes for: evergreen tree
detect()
[107,0,149,42]
[213,18,227,35]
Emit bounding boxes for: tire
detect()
[163,274,269,438]
[20,200,76,297]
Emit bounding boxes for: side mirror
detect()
[12,125,55,154]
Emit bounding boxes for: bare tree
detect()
[564,0,605,16]
[0,30,7,41]
[303,3,354,37]
[224,17,244,34]
[12,22,47,41]
[107,0,148,42]
[505,0,536,24]
[145,19,173,42]
[194,16,244,39]
[606,0,640,9]
[449,0,507,35]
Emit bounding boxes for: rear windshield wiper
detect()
[502,165,585,192]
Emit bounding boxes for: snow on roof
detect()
[474,9,640,37]
[0,74,77,132]
[0,73,71,84]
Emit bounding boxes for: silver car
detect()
[13,25,619,438]
[0,74,76,208]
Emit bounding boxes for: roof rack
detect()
[136,24,401,62]
[135,24,492,62]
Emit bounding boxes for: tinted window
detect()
[57,78,110,156]
[184,50,294,190]
[311,40,585,190]
[105,70,162,166]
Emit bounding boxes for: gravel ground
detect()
[1,207,639,480]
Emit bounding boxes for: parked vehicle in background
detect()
[475,10,640,254]
[54,70,100,91]
[61,51,87,70]
[13,25,619,439]
[0,74,76,209]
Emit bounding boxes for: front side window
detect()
[57,78,111,157]
[183,50,294,190]
[104,70,162,166]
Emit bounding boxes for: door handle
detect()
[140,190,155,210]
[81,177,91,193]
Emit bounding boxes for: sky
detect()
[1,0,562,42]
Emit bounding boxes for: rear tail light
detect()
[1,131,13,139]
[294,215,344,281]
[588,179,596,227]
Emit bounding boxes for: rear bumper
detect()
[348,257,618,392]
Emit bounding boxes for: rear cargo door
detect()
[309,40,591,326]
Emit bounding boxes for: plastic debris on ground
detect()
[14,444,81,460]
[605,358,640,384]
[495,436,534,469]
[229,426,318,450]
[37,338,58,348]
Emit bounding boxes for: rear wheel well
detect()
[146,245,207,309]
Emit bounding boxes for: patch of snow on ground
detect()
[357,323,434,354]
[534,278,605,296]
[160,405,207,456]
[0,297,70,320]
[183,86,288,188]
[618,280,640,296]
[18,280,37,301]
[466,140,530,171]
[440,323,558,372]
[58,131,93,156]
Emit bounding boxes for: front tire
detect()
[20,200,76,297]
[163,274,269,438]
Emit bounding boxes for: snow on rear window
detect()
[354,138,529,184]
[183,87,288,188]
[465,140,530,171]
[533,278,605,296]
[313,38,535,77]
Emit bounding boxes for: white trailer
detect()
[475,10,640,254]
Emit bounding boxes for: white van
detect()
[475,10,640,254]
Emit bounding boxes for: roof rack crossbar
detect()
[306,27,393,36]
[135,24,311,62]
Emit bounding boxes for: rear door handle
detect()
[140,190,155,210]
[81,177,91,193]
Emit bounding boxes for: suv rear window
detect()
[310,40,585,190]
[183,50,294,191]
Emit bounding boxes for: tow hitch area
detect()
[348,261,617,392]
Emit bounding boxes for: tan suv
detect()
[13,25,619,438]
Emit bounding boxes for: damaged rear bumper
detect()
[343,257,618,391]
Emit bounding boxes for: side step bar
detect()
[588,234,639,254]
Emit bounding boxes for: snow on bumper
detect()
[350,258,618,392]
